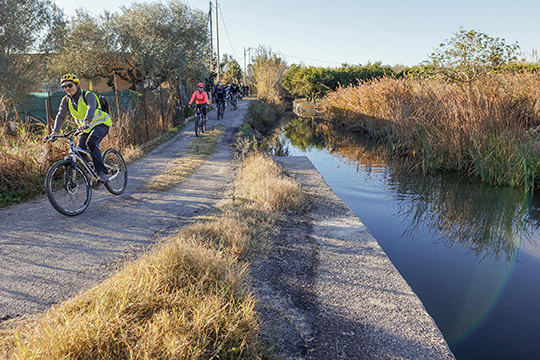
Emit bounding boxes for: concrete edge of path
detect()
[256,155,455,359]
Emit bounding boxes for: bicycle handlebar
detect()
[43,128,85,143]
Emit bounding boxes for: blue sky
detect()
[54,0,540,67]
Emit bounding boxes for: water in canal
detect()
[278,117,540,360]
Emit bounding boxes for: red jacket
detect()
[189,90,209,105]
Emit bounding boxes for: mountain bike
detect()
[44,128,127,216]
[215,99,225,121]
[194,104,207,137]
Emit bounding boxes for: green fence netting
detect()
[16,90,144,124]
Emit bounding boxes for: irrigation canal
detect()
[279,117,540,360]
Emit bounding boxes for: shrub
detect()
[283,62,395,100]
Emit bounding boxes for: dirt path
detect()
[0,100,248,321]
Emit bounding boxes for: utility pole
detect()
[215,0,220,82]
[243,47,251,85]
[209,1,213,69]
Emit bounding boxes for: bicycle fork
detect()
[62,155,79,193]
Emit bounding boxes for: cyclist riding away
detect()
[188,82,209,120]
[51,74,112,183]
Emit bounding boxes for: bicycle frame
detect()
[52,130,118,183]
[70,141,97,180]
[195,104,206,118]
[216,100,225,111]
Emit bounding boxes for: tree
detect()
[46,9,118,88]
[426,28,520,84]
[0,0,61,109]
[283,63,395,101]
[283,64,320,101]
[115,0,210,94]
[220,54,242,84]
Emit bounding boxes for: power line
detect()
[282,53,343,65]
[217,4,240,60]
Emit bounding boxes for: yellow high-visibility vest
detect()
[67,90,111,133]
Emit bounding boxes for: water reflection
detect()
[283,117,538,263]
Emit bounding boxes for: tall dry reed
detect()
[321,73,540,188]
[252,47,288,105]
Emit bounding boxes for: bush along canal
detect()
[279,117,540,360]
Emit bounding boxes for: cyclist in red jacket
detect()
[188,82,209,121]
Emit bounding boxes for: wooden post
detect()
[114,72,121,120]
[45,95,52,135]
[141,84,149,142]
[159,84,165,131]
[45,93,53,162]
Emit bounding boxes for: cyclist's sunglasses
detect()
[62,83,75,89]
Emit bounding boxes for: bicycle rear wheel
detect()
[103,148,127,195]
[45,159,92,216]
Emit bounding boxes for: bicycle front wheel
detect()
[103,148,127,195]
[45,159,92,216]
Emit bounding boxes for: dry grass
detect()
[0,152,303,359]
[0,238,259,359]
[236,153,304,212]
[0,121,50,206]
[142,127,223,192]
[321,72,540,188]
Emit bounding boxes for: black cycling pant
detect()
[196,104,207,117]
[78,124,109,174]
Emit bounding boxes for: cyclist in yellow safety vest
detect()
[51,74,112,183]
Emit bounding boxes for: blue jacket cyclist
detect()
[52,74,112,183]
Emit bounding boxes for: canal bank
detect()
[251,155,454,359]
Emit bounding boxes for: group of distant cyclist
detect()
[187,80,249,123]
